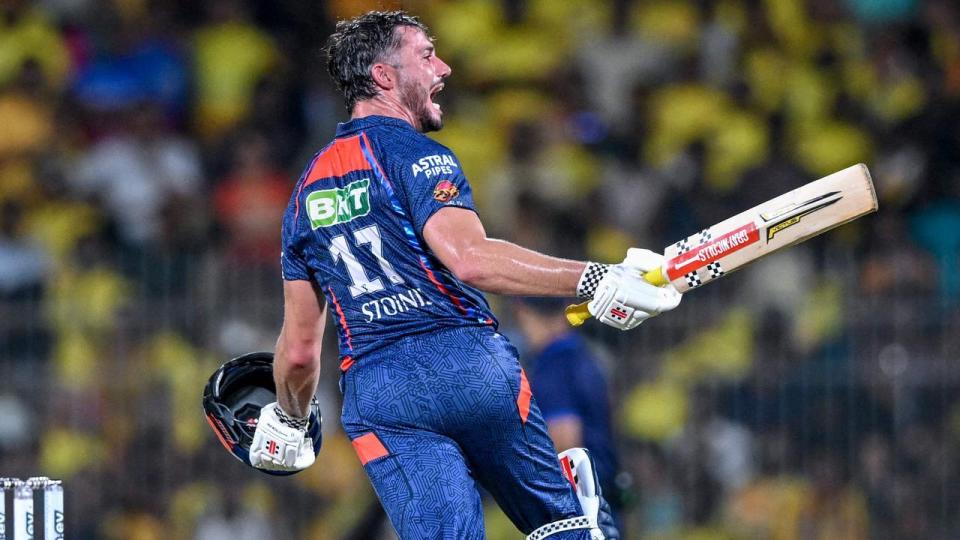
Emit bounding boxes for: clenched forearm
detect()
[453,238,587,296]
[274,323,324,419]
[274,355,319,419]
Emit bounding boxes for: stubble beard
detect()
[399,76,442,133]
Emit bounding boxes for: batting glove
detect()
[250,402,316,472]
[588,265,681,331]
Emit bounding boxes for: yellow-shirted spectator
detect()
[429,0,570,85]
[865,67,928,125]
[528,0,608,41]
[622,380,689,442]
[192,0,279,139]
[168,482,215,540]
[0,60,56,204]
[706,107,769,193]
[24,200,101,268]
[783,61,838,123]
[662,308,755,382]
[148,332,217,453]
[727,475,812,539]
[46,265,130,334]
[102,512,165,540]
[745,46,790,113]
[39,427,106,479]
[631,0,700,53]
[790,117,873,177]
[763,0,819,60]
[0,2,69,90]
[51,330,102,389]
[644,83,730,166]
[0,87,53,159]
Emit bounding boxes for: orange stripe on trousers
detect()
[352,432,389,465]
[517,368,532,424]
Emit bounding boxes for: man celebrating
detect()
[249,11,680,538]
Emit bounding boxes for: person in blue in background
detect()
[244,10,682,539]
[513,297,623,523]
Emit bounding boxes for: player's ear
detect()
[371,63,396,91]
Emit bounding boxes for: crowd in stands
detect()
[1,0,959,538]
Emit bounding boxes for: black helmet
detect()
[203,352,322,476]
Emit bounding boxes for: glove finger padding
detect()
[622,248,665,272]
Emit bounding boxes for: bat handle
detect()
[564,266,668,327]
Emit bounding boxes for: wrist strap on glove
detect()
[275,406,309,431]
[526,516,593,540]
[577,262,610,299]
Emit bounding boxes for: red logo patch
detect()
[433,180,460,203]
[610,308,628,320]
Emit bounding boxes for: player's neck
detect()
[352,95,421,131]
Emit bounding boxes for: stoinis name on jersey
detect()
[411,154,458,178]
[361,287,434,322]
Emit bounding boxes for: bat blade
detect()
[565,163,877,326]
[663,163,876,293]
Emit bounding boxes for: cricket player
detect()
[247,11,681,538]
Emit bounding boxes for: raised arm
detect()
[423,206,682,330]
[423,207,587,296]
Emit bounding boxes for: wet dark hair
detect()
[325,11,429,112]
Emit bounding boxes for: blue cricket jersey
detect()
[280,116,497,366]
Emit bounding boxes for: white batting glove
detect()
[588,265,681,331]
[249,402,316,472]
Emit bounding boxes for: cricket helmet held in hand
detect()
[202,351,322,476]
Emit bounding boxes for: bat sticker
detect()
[666,223,760,280]
[763,192,843,241]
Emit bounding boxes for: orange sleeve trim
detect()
[352,432,389,465]
[517,368,532,424]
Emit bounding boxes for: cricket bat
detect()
[566,163,878,326]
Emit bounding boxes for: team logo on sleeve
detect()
[433,180,460,203]
[306,178,371,229]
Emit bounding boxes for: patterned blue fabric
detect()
[340,327,590,538]
[281,116,497,360]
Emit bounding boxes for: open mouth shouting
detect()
[430,83,444,112]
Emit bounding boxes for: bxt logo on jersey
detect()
[307,178,371,229]
[411,154,458,178]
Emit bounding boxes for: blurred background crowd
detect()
[1,0,959,538]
